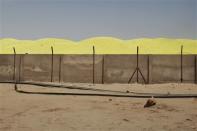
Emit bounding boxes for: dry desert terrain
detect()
[0,83,197,131]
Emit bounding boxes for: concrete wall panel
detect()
[21,55,51,82]
[0,55,14,81]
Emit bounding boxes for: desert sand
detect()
[0,83,197,131]
[0,37,196,54]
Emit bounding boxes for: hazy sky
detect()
[0,0,196,40]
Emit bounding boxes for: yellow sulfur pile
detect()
[0,37,196,54]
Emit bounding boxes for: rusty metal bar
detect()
[102,55,105,84]
[138,69,146,83]
[128,46,146,84]
[51,46,54,82]
[59,55,62,83]
[93,46,95,84]
[128,46,140,83]
[128,69,137,83]
[13,47,16,81]
[181,45,183,83]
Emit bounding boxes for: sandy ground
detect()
[0,83,197,131]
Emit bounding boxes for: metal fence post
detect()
[18,55,22,82]
[147,55,149,84]
[195,56,196,84]
[13,47,16,82]
[93,46,95,84]
[102,55,105,84]
[59,55,62,83]
[51,46,54,82]
[137,46,139,83]
[180,45,183,83]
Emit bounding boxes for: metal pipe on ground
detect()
[11,81,197,98]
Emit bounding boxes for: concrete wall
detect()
[0,55,15,81]
[150,55,196,83]
[0,54,196,84]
